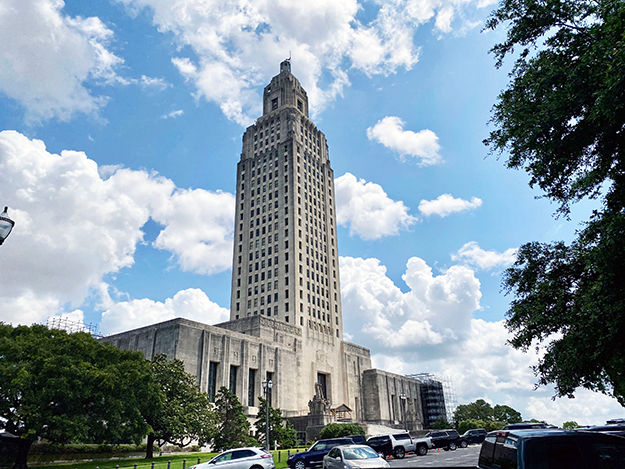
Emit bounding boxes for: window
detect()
[229,365,238,395]
[248,369,256,406]
[208,362,218,402]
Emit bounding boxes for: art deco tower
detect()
[230,60,343,346]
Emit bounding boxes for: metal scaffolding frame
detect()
[41,316,102,337]
[407,373,458,425]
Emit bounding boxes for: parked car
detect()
[287,437,355,469]
[581,421,625,437]
[478,429,625,468]
[425,429,461,450]
[503,422,549,430]
[366,432,431,458]
[190,448,274,469]
[322,445,389,469]
[345,434,367,445]
[460,428,488,445]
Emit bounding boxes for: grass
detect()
[33,449,307,469]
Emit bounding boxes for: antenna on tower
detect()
[289,51,291,61]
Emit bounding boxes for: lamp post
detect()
[262,379,273,451]
[399,393,407,432]
[0,207,15,245]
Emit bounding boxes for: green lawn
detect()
[33,449,306,469]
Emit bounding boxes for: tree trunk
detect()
[146,433,156,459]
[13,438,33,469]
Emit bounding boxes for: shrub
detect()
[319,423,365,440]
[458,419,488,435]
[29,443,159,455]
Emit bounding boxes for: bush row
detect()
[29,443,161,455]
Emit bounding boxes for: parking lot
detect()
[387,445,480,468]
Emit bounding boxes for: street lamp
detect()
[399,393,407,432]
[262,379,273,451]
[0,207,15,245]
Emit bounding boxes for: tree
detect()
[484,0,625,404]
[563,421,579,430]
[431,418,452,430]
[318,423,365,440]
[213,387,257,451]
[454,400,494,424]
[0,324,157,469]
[458,419,489,435]
[144,354,217,458]
[493,405,522,424]
[254,397,297,448]
[484,421,507,432]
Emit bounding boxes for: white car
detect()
[323,445,390,469]
[190,447,275,469]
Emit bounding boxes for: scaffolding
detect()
[407,373,458,426]
[42,316,102,338]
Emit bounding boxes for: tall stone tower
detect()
[102,61,422,432]
[229,60,345,407]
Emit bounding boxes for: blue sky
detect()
[0,0,620,426]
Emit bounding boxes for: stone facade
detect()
[103,61,428,436]
[361,370,424,431]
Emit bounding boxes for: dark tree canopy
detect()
[493,405,523,424]
[454,400,522,430]
[0,324,157,469]
[212,387,257,451]
[454,399,495,423]
[485,0,625,404]
[458,419,506,434]
[254,397,297,448]
[431,418,452,430]
[144,354,217,458]
[485,0,625,216]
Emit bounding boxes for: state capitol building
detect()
[104,60,447,438]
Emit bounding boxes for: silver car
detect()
[190,447,275,469]
[323,445,390,469]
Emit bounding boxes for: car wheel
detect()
[294,460,306,469]
[417,445,428,456]
[449,442,457,451]
[460,440,468,448]
[250,465,263,469]
[393,447,405,459]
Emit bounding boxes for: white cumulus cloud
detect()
[100,288,230,335]
[342,255,624,427]
[367,116,441,165]
[0,0,125,122]
[452,241,517,270]
[334,173,417,240]
[0,130,234,325]
[340,255,481,356]
[117,0,487,125]
[418,193,482,217]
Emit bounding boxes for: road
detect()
[387,445,480,468]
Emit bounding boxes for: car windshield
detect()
[343,447,380,460]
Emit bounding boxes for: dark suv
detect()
[582,422,625,437]
[287,438,355,469]
[461,428,488,445]
[426,429,461,450]
[479,429,625,468]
